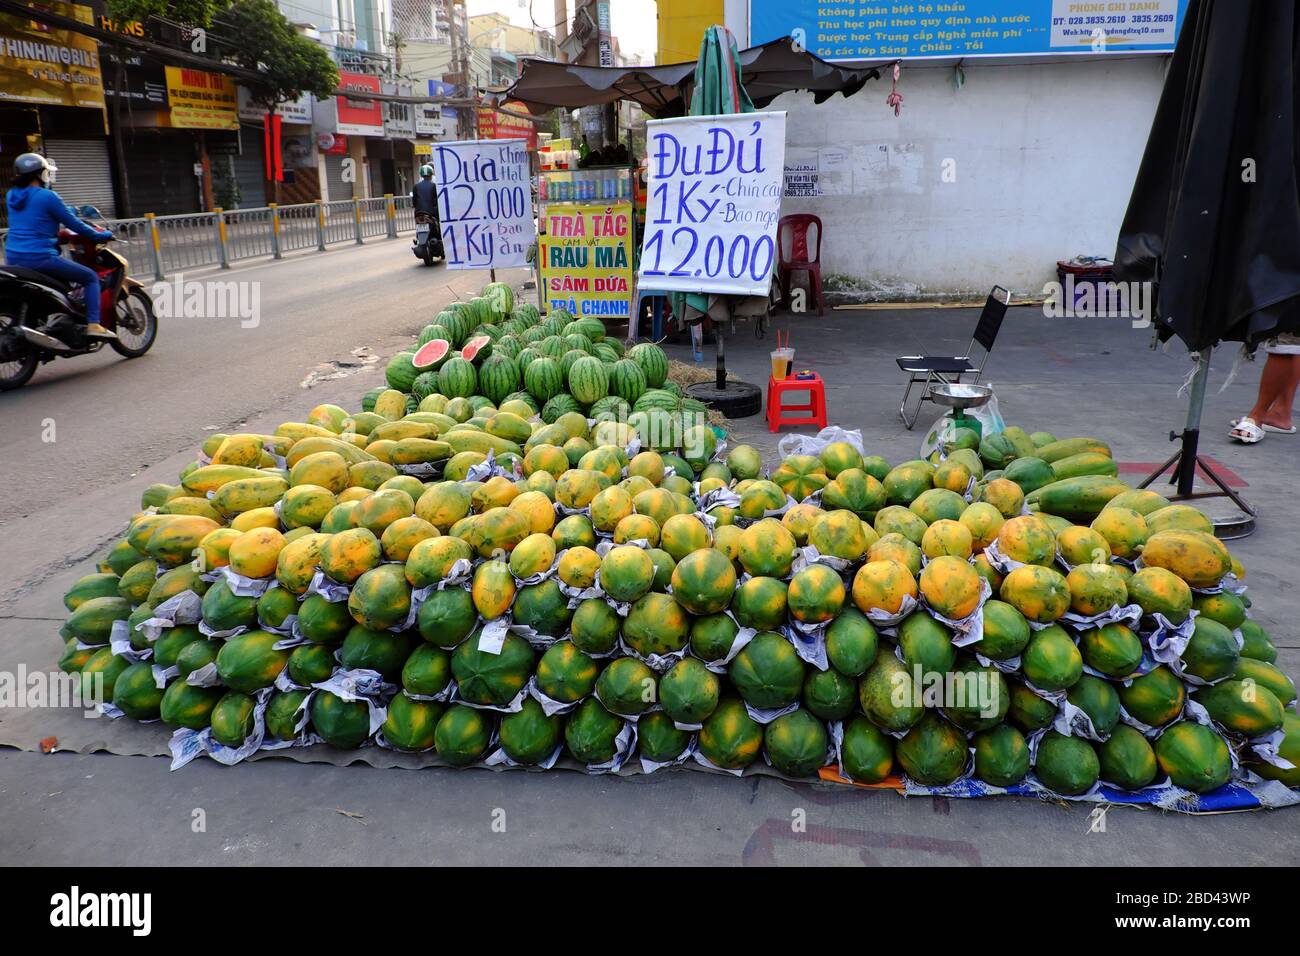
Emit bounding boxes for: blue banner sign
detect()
[750,0,1189,62]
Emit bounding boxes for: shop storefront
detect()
[0,0,111,222]
[312,71,384,202]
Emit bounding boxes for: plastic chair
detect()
[777,214,825,316]
[767,372,828,433]
[895,286,1011,429]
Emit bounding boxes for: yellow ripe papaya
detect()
[1139,529,1231,589]
[919,554,982,619]
[318,527,382,584]
[349,460,399,490]
[157,496,223,522]
[227,527,286,579]
[368,420,440,444]
[284,436,371,467]
[365,439,398,464]
[211,475,289,517]
[306,403,349,433]
[336,486,371,504]
[288,451,351,494]
[443,430,522,459]
[196,527,242,571]
[274,421,339,443]
[472,560,516,618]
[201,433,229,459]
[211,433,266,468]
[145,515,222,567]
[275,531,332,594]
[280,484,336,529]
[181,463,267,495]
[372,389,407,421]
[389,438,451,465]
[380,515,438,561]
[231,507,279,531]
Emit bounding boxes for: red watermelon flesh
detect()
[460,335,493,363]
[412,338,452,369]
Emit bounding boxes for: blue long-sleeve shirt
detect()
[4,185,111,259]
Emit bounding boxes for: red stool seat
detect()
[767,373,828,433]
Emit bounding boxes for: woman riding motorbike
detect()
[4,152,116,339]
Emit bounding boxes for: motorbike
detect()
[412,211,445,267]
[0,205,157,391]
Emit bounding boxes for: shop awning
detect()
[484,37,880,119]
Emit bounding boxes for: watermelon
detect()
[609,359,647,404]
[417,323,452,346]
[460,334,494,363]
[411,371,440,400]
[542,393,581,424]
[524,356,563,404]
[478,353,520,406]
[628,342,669,388]
[385,351,419,392]
[568,355,609,405]
[412,338,452,370]
[438,356,477,398]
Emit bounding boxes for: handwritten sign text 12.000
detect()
[432,138,533,270]
[638,111,787,297]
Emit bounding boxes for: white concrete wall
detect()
[769,56,1167,300]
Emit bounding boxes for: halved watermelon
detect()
[460,334,494,364]
[412,338,452,370]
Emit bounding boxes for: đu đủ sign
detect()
[638,111,786,297]
[540,202,634,320]
[431,138,533,271]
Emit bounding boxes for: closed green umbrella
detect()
[673,26,767,400]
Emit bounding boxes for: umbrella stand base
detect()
[685,380,762,418]
[1137,428,1256,539]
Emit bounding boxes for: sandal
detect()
[1263,423,1297,434]
[1230,418,1265,443]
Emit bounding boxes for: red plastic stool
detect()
[767,373,828,433]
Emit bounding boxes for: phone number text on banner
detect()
[540,202,634,320]
[638,111,786,297]
[433,138,532,270]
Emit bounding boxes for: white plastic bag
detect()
[777,425,865,460]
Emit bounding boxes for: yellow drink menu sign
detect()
[539,202,634,321]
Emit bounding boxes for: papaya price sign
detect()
[540,202,634,320]
[638,111,787,296]
[432,138,533,270]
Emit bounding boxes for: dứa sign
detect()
[638,111,786,297]
[540,202,634,320]
[432,138,533,270]
[749,0,1190,62]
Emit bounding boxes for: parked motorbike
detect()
[0,205,157,391]
[412,211,445,267]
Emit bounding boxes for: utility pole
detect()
[554,0,570,137]
[449,0,470,138]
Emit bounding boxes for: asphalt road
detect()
[0,241,530,609]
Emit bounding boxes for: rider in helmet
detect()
[411,163,439,223]
[4,152,116,339]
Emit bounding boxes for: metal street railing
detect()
[31,196,416,280]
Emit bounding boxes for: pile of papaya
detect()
[52,282,1299,802]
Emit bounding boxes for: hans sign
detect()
[638,111,787,297]
[432,138,533,271]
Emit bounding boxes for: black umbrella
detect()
[1114,0,1300,519]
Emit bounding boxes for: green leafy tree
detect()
[214,0,339,201]
[101,0,231,215]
